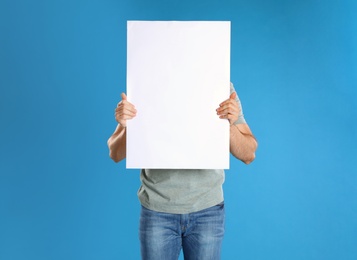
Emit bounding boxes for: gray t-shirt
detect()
[138,83,246,214]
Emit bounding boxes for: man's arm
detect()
[217,92,258,164]
[107,93,137,163]
[230,123,257,164]
[107,124,127,163]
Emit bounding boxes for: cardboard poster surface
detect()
[126,21,230,169]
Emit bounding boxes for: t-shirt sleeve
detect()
[230,82,246,125]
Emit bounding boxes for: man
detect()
[107,83,257,260]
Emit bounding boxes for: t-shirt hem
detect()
[139,197,224,214]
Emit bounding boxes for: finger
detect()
[118,108,137,117]
[219,98,238,107]
[217,107,238,118]
[219,93,237,106]
[116,113,134,123]
[115,113,135,125]
[217,102,239,114]
[230,92,237,100]
[221,105,238,113]
[219,99,230,107]
[117,100,136,110]
[218,113,238,122]
[116,104,137,112]
[218,102,238,110]
[121,93,127,101]
[217,103,238,114]
[217,110,238,118]
[116,106,137,119]
[219,113,238,123]
[118,114,136,121]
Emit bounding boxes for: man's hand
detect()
[115,93,137,127]
[216,92,240,125]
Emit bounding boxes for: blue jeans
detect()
[139,202,225,260]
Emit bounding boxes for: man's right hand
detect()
[115,93,137,127]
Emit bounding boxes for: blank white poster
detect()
[126,21,230,169]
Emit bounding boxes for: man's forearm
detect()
[230,124,257,164]
[107,124,127,163]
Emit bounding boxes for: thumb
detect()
[121,92,127,101]
[230,92,237,100]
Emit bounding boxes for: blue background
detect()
[1,0,356,259]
